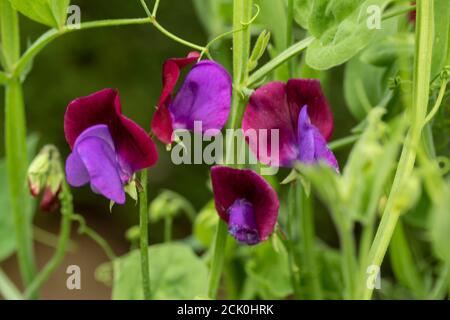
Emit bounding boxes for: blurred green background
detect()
[0,0,356,299]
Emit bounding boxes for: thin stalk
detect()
[208,0,253,299]
[338,221,358,300]
[329,135,360,151]
[24,181,73,299]
[4,78,37,291]
[286,0,295,77]
[382,4,416,21]
[287,183,302,298]
[247,36,314,87]
[1,0,38,293]
[139,170,151,300]
[0,268,23,300]
[71,214,117,261]
[207,219,228,299]
[359,0,434,300]
[423,77,449,125]
[13,17,206,79]
[298,184,322,299]
[152,0,161,17]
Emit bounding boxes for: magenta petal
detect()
[66,125,126,204]
[298,107,339,172]
[228,199,260,245]
[151,52,201,144]
[169,61,232,134]
[287,79,334,141]
[211,166,280,242]
[64,88,158,174]
[242,82,299,167]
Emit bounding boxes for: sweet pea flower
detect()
[242,79,339,171]
[211,166,280,245]
[151,52,232,145]
[64,89,158,204]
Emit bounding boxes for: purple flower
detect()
[242,79,339,171]
[64,89,158,204]
[151,52,232,144]
[211,166,280,245]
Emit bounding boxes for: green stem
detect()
[207,219,228,299]
[286,0,295,77]
[13,16,206,79]
[207,0,253,299]
[0,268,23,300]
[0,70,8,84]
[338,222,357,299]
[247,36,314,87]
[71,214,117,261]
[299,184,322,299]
[152,0,161,17]
[5,80,38,290]
[24,181,73,299]
[138,169,151,300]
[1,0,38,293]
[359,0,434,300]
[329,135,360,151]
[423,77,449,125]
[286,183,302,298]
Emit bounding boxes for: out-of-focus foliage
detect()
[112,243,208,299]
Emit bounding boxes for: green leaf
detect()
[293,0,313,29]
[429,180,450,264]
[112,243,208,300]
[49,0,69,28]
[248,30,271,73]
[8,0,69,28]
[0,135,38,262]
[305,0,393,70]
[344,54,386,120]
[193,200,218,248]
[245,240,293,299]
[389,220,425,297]
[431,0,450,78]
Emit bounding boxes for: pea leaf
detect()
[245,240,293,299]
[431,0,450,78]
[305,0,393,70]
[430,180,450,264]
[293,0,313,30]
[112,243,208,300]
[9,0,70,28]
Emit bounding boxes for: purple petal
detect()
[242,82,299,167]
[152,52,201,144]
[211,166,280,242]
[228,199,260,245]
[287,79,334,141]
[298,107,339,172]
[64,89,158,175]
[169,61,232,134]
[66,125,126,204]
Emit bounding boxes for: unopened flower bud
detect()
[27,145,64,212]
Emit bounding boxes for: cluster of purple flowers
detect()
[61,53,339,245]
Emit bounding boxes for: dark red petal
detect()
[211,166,280,241]
[151,52,200,144]
[40,186,61,213]
[286,79,334,141]
[242,82,299,167]
[64,88,158,172]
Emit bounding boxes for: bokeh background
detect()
[0,0,356,299]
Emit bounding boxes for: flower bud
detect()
[27,145,64,212]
